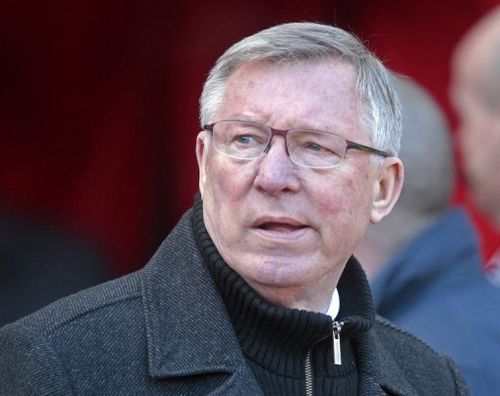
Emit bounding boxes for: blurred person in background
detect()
[0,23,469,395]
[0,204,108,326]
[451,6,500,285]
[356,75,500,395]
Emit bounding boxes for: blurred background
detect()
[1,0,499,281]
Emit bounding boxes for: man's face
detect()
[197,59,401,308]
[451,44,500,224]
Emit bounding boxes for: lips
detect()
[259,222,306,232]
[253,217,309,234]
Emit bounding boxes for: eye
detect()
[228,125,267,147]
[292,131,343,157]
[235,134,256,145]
[292,134,343,160]
[304,142,325,152]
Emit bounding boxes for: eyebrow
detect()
[226,115,337,133]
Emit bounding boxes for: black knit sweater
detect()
[193,197,375,395]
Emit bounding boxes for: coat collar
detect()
[139,208,419,395]
[140,209,261,393]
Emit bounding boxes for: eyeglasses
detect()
[203,119,391,169]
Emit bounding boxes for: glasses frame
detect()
[203,119,391,169]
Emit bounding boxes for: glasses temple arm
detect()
[346,141,391,158]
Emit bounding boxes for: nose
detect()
[253,135,300,195]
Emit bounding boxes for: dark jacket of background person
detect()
[0,208,108,326]
[371,208,500,395]
[0,209,469,395]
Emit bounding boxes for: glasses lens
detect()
[212,120,269,159]
[288,130,346,168]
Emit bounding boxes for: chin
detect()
[246,257,317,287]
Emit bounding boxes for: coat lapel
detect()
[139,210,261,393]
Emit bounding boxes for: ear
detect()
[196,131,209,198]
[370,157,404,224]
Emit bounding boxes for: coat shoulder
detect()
[0,271,144,395]
[8,270,143,334]
[372,315,470,395]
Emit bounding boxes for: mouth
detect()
[252,217,310,240]
[258,222,308,232]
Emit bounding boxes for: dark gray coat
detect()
[0,210,469,395]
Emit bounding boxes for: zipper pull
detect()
[332,321,344,366]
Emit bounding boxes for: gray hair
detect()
[199,22,402,156]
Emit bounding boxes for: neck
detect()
[244,276,338,313]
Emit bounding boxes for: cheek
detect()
[205,156,256,205]
[310,179,358,230]
[314,170,372,212]
[211,169,239,197]
[311,172,375,252]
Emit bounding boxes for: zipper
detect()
[304,320,345,395]
[332,320,344,366]
[304,350,313,396]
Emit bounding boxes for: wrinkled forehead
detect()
[222,60,359,114]
[226,58,357,87]
[222,58,360,108]
[227,56,359,83]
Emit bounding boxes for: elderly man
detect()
[0,23,468,395]
[451,6,500,282]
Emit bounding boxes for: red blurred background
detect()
[1,0,499,276]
